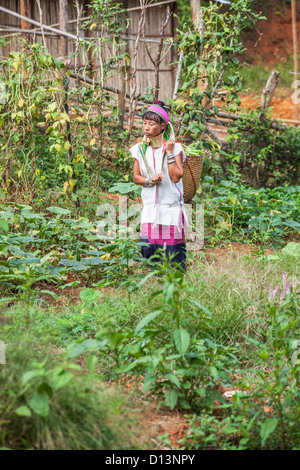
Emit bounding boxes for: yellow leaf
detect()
[90,23,97,30]
[123,175,129,181]
[89,138,96,147]
[64,141,71,151]
[13,61,19,72]
[48,102,57,113]
[68,179,77,191]
[18,99,24,108]
[45,113,51,122]
[60,112,70,122]
[63,181,69,193]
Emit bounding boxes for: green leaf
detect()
[165,373,180,388]
[21,369,44,385]
[81,257,106,266]
[187,298,212,317]
[173,328,190,355]
[135,310,162,334]
[66,339,105,358]
[0,297,18,304]
[46,206,71,215]
[109,182,137,194]
[52,371,73,391]
[14,405,32,417]
[260,417,278,447]
[29,393,50,418]
[0,220,9,233]
[163,282,174,302]
[209,365,219,380]
[281,242,300,257]
[79,288,102,302]
[135,271,158,288]
[165,390,178,410]
[85,355,98,374]
[282,220,300,231]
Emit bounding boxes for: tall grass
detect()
[0,336,142,450]
[240,56,297,95]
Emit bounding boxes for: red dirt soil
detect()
[242,1,300,66]
[239,94,297,120]
[239,1,300,120]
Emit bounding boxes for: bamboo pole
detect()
[118,65,126,128]
[173,49,183,99]
[0,5,90,43]
[84,1,96,75]
[292,0,298,120]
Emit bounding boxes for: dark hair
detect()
[142,100,169,124]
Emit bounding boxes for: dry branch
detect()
[142,6,173,100]
[35,0,46,48]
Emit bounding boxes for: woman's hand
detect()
[165,139,175,155]
[150,173,163,185]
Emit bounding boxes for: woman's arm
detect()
[168,151,184,183]
[133,159,163,186]
[166,140,184,183]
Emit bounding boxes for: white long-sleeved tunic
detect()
[130,141,187,227]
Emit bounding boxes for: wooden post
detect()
[190,0,201,25]
[59,0,68,58]
[118,65,126,129]
[292,0,298,120]
[260,70,280,119]
[20,0,31,42]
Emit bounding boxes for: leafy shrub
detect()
[196,178,300,244]
[67,255,241,412]
[0,337,140,450]
[179,275,300,450]
[222,109,300,187]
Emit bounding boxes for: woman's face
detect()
[143,119,166,138]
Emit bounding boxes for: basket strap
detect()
[185,157,197,194]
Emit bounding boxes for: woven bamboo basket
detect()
[182,154,203,203]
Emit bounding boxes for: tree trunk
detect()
[190,0,201,25]
[260,70,280,118]
[20,0,31,42]
[59,0,68,58]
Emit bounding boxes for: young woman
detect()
[130,101,187,270]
